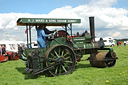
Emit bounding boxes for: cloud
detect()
[0,0,128,41]
[108,31,121,38]
[112,32,121,37]
[49,5,128,30]
[89,0,117,7]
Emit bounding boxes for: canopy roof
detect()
[17,18,81,26]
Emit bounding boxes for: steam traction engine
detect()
[17,17,118,76]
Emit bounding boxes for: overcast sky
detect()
[0,0,128,41]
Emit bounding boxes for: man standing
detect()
[18,44,23,59]
[0,45,2,55]
[37,25,55,48]
[124,41,126,46]
[2,45,6,55]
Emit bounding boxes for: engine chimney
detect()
[89,17,95,41]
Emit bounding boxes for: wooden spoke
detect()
[63,51,69,57]
[61,50,64,56]
[50,53,57,58]
[64,63,69,68]
[64,61,73,63]
[64,56,70,59]
[55,66,58,74]
[54,50,59,57]
[48,62,55,65]
[62,65,67,73]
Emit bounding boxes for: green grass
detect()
[0,46,128,85]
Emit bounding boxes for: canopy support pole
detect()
[29,24,32,48]
[26,24,29,48]
[70,24,72,37]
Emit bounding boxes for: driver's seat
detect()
[54,30,69,38]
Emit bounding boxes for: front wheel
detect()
[89,52,117,68]
[45,44,76,76]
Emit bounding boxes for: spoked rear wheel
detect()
[45,45,76,76]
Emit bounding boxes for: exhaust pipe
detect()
[89,17,95,41]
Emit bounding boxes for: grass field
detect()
[0,45,128,85]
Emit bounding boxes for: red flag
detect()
[25,28,28,34]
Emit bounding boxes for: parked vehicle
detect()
[103,37,115,46]
[95,37,115,47]
[0,40,19,62]
[0,55,8,63]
